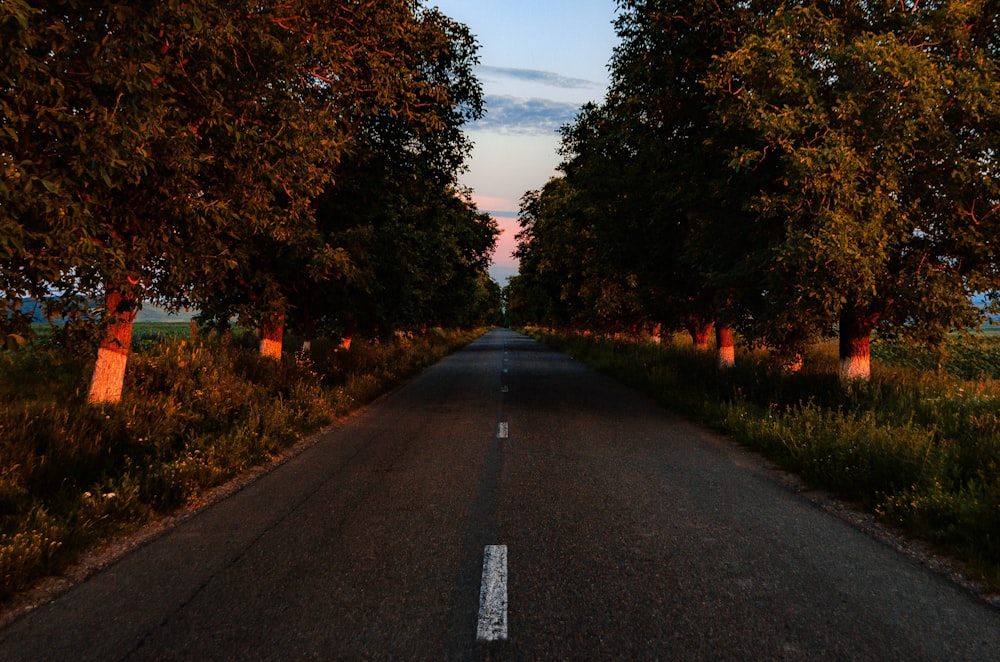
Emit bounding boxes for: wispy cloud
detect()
[477,65,599,90]
[471,194,518,213]
[473,95,583,135]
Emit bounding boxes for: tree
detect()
[508,178,594,329]
[309,167,498,337]
[513,0,999,381]
[2,1,490,402]
[1,2,242,402]
[708,0,1000,381]
[511,0,765,359]
[193,3,490,353]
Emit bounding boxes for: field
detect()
[527,328,1000,592]
[0,325,485,603]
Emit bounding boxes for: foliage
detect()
[706,0,1000,354]
[0,326,484,601]
[529,327,1000,588]
[190,2,492,335]
[2,1,497,401]
[873,334,1000,380]
[507,178,593,328]
[305,159,499,336]
[509,0,1000,377]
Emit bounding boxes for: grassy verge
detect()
[0,327,485,602]
[526,328,1000,589]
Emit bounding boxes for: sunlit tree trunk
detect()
[300,317,318,354]
[337,316,357,352]
[716,322,735,369]
[839,307,878,382]
[650,322,663,344]
[687,319,714,351]
[782,354,803,374]
[260,313,284,360]
[87,287,139,404]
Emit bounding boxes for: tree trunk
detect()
[782,354,803,374]
[687,319,714,351]
[260,314,284,360]
[300,318,318,354]
[839,307,878,382]
[650,323,663,344]
[716,322,736,369]
[337,316,357,352]
[87,288,139,404]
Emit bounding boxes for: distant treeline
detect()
[14,299,194,325]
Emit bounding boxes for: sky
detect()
[429,1,620,284]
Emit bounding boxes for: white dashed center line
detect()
[497,422,509,438]
[476,545,508,642]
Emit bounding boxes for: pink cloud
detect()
[455,191,521,279]
[493,215,520,268]
[472,194,518,214]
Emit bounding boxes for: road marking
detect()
[501,385,509,393]
[477,545,508,642]
[497,422,508,438]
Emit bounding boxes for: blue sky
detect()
[429,1,619,283]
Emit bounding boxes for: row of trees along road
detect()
[1,1,500,403]
[507,0,1000,382]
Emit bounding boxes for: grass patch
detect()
[527,328,1000,589]
[0,327,484,601]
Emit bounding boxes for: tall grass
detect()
[529,329,1000,588]
[0,327,483,601]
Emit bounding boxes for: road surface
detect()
[1,329,998,660]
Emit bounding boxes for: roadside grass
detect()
[0,326,484,602]
[526,328,1000,590]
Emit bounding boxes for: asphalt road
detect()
[2,328,999,660]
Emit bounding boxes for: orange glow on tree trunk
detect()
[688,320,714,351]
[87,288,138,404]
[260,314,284,360]
[716,322,735,369]
[839,307,877,382]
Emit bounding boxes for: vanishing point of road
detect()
[1,329,998,660]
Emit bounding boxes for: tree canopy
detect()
[1,0,499,401]
[508,0,1000,381]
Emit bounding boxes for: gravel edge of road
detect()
[708,430,1000,611]
[0,400,371,630]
